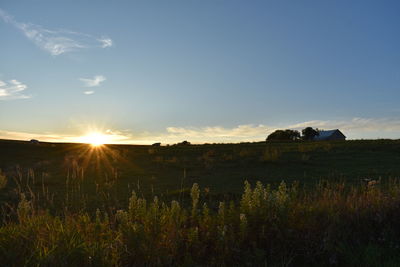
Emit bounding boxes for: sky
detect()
[1,0,400,144]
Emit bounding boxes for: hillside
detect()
[1,139,400,201]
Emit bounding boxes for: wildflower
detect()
[116,210,129,225]
[218,202,225,221]
[17,193,32,222]
[0,170,7,189]
[239,213,247,237]
[368,180,379,186]
[191,183,200,217]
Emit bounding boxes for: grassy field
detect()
[1,139,400,266]
[1,139,400,196]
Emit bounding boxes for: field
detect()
[1,139,400,266]
[2,139,400,197]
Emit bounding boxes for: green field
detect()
[1,138,400,209]
[2,139,400,266]
[1,139,400,197]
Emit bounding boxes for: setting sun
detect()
[80,132,109,147]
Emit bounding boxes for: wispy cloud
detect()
[163,125,271,142]
[2,117,400,144]
[0,8,113,55]
[0,128,134,144]
[79,75,106,87]
[99,37,113,48]
[287,118,400,134]
[83,90,95,95]
[0,130,74,143]
[139,117,400,143]
[0,79,30,100]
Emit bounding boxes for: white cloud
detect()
[164,125,271,141]
[140,117,400,143]
[0,79,30,100]
[99,37,113,48]
[79,75,106,87]
[0,130,71,143]
[0,128,134,144]
[0,9,113,55]
[2,117,400,144]
[287,118,400,136]
[0,9,12,23]
[83,90,95,95]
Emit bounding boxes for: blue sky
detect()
[1,0,400,143]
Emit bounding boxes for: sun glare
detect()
[81,132,108,147]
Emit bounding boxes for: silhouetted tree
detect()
[177,140,191,146]
[302,127,319,140]
[266,129,300,141]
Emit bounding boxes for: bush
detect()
[266,129,300,141]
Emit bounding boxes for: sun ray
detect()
[79,131,110,147]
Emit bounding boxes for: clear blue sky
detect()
[1,0,400,143]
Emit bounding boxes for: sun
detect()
[81,132,109,147]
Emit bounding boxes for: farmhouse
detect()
[313,129,346,141]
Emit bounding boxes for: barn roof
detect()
[313,129,344,141]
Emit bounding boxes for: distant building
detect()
[30,139,39,144]
[152,142,161,147]
[313,129,346,141]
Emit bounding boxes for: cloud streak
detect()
[139,117,400,143]
[0,130,75,143]
[0,79,30,100]
[2,117,400,144]
[79,75,106,87]
[99,37,113,48]
[83,90,95,95]
[164,125,271,142]
[0,9,113,55]
[0,128,134,144]
[287,118,400,135]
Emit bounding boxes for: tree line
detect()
[266,127,319,141]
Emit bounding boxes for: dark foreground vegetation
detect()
[1,139,400,198]
[1,139,400,266]
[2,180,400,266]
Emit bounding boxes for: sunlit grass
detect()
[2,177,400,266]
[2,140,400,265]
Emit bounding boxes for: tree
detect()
[266,129,301,141]
[301,127,319,140]
[177,140,191,146]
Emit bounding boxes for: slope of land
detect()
[1,139,400,202]
[2,139,400,265]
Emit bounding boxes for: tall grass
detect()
[0,170,7,189]
[2,176,400,266]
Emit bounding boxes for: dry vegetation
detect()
[2,172,400,266]
[1,140,400,266]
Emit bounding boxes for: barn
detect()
[313,129,346,141]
